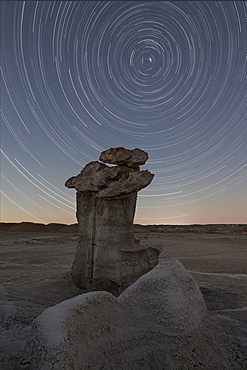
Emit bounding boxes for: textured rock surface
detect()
[65,147,158,290]
[99,147,149,169]
[98,169,154,198]
[27,259,247,370]
[71,191,159,290]
[65,162,153,196]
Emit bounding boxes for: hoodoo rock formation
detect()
[65,147,159,290]
[4,149,247,369]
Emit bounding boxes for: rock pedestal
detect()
[65,147,159,290]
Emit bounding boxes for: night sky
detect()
[1,1,247,225]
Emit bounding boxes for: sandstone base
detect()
[71,192,160,290]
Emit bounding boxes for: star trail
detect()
[1,1,247,225]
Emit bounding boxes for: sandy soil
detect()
[0,231,247,368]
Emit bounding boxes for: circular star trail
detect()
[1,1,247,224]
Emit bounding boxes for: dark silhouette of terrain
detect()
[1,222,246,234]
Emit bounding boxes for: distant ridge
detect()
[0,222,246,234]
[0,222,78,233]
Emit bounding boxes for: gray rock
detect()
[27,259,247,370]
[70,191,159,290]
[65,161,108,192]
[97,169,154,198]
[65,162,153,197]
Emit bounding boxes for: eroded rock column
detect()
[65,147,159,290]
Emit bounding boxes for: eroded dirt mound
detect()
[23,260,246,369]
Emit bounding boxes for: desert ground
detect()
[0,229,247,368]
